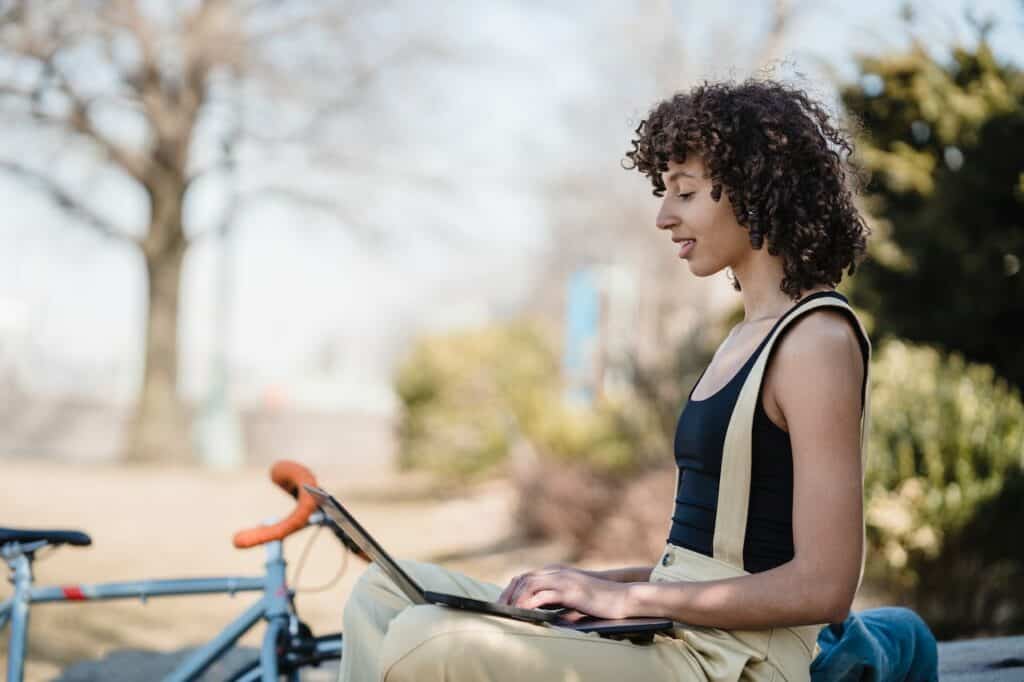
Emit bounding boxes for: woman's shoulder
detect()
[771,306,866,391]
[779,304,863,357]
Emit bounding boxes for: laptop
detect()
[303,484,674,640]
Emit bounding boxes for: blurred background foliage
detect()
[843,38,1024,636]
[865,340,1024,638]
[393,318,713,560]
[394,37,1024,636]
[394,320,679,480]
[844,40,1024,391]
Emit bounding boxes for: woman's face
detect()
[655,155,750,277]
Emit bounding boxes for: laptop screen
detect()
[303,485,429,605]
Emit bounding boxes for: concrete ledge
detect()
[54,636,1024,681]
[939,636,1024,681]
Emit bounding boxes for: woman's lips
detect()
[678,239,695,258]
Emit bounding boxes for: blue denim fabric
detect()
[810,607,938,682]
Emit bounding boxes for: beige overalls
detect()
[338,296,872,682]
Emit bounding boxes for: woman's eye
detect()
[678,192,694,201]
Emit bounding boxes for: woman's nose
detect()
[656,211,678,231]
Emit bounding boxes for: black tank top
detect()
[667,291,868,573]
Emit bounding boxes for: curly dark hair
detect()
[623,79,870,299]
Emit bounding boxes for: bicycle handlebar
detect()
[232,460,319,549]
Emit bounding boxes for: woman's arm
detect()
[508,312,866,628]
[582,566,655,583]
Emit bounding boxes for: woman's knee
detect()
[343,563,392,623]
[349,561,401,604]
[355,560,387,587]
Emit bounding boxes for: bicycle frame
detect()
[2,537,311,682]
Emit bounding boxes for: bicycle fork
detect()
[163,540,294,682]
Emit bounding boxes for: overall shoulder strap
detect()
[712,295,873,572]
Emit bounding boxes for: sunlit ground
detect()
[0,460,575,680]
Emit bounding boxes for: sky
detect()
[1,0,1022,413]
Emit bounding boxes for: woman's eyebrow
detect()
[664,169,696,183]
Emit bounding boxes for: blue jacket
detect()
[811,607,938,682]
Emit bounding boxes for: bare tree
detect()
[0,0,452,463]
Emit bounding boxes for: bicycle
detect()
[1,460,369,682]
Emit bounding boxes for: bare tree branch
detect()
[310,151,457,191]
[2,15,151,182]
[245,3,357,46]
[185,144,458,196]
[187,183,379,245]
[0,159,140,245]
[239,184,354,215]
[243,36,455,145]
[99,0,180,160]
[46,96,148,181]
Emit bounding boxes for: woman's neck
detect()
[731,251,831,323]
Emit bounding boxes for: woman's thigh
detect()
[343,557,506,647]
[341,559,510,681]
[379,605,707,682]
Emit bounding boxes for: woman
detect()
[338,78,873,682]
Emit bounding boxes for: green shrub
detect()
[393,323,549,478]
[393,320,667,481]
[865,339,1024,637]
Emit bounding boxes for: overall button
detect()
[661,553,674,566]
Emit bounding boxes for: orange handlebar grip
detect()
[232,460,319,549]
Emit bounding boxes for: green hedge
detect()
[393,321,665,480]
[865,339,1024,637]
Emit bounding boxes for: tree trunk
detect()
[124,182,194,464]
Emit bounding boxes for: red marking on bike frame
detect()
[62,586,87,601]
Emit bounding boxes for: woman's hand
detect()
[497,564,632,621]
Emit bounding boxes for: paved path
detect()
[56,648,336,681]
[938,635,1024,681]
[2,460,563,681]
[54,635,1024,680]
